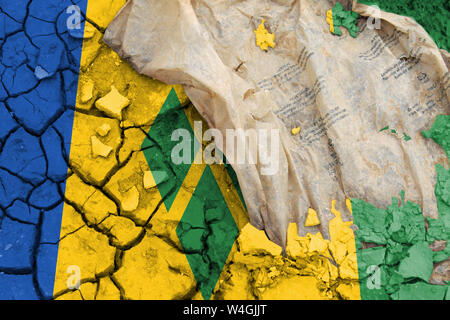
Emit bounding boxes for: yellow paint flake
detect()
[55,290,82,300]
[330,199,340,217]
[143,171,156,189]
[291,126,301,135]
[85,0,127,30]
[286,223,307,259]
[339,254,359,280]
[327,259,339,281]
[65,174,94,204]
[58,205,85,239]
[282,202,360,299]
[268,266,280,278]
[329,200,356,255]
[95,85,130,120]
[237,223,282,256]
[96,123,111,137]
[305,208,320,226]
[80,79,94,104]
[326,9,334,33]
[346,198,352,215]
[57,282,99,300]
[91,135,113,158]
[254,19,275,51]
[330,241,347,265]
[120,185,140,212]
[307,232,330,255]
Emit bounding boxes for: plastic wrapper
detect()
[103,0,449,249]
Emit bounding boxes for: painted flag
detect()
[0,0,448,301]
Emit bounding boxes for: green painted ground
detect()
[358,0,450,52]
[353,115,450,300]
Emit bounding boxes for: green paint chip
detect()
[426,217,448,242]
[433,247,450,263]
[422,114,450,161]
[352,198,389,244]
[403,133,412,141]
[331,2,360,38]
[385,240,408,266]
[380,267,404,295]
[386,199,426,244]
[358,246,386,272]
[394,282,448,300]
[353,114,450,301]
[398,242,434,282]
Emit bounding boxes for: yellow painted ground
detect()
[53,0,360,300]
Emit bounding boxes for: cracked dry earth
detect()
[0,0,362,300]
[0,0,93,299]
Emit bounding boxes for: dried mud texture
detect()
[0,0,92,299]
[1,0,447,301]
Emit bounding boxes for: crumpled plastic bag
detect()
[103,0,449,249]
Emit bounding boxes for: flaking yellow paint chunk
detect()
[143,171,156,189]
[305,208,320,226]
[254,19,275,51]
[121,186,140,212]
[95,85,130,120]
[291,126,301,135]
[326,9,334,33]
[238,223,282,256]
[80,79,94,104]
[346,198,352,215]
[308,232,330,255]
[91,135,113,158]
[96,123,111,137]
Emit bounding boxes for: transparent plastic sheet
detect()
[103,0,449,249]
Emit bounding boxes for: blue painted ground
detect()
[0,0,87,299]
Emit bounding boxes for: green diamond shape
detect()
[176,165,239,300]
[142,88,199,211]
